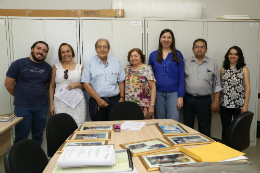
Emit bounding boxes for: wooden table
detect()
[43,119,203,173]
[0,117,23,156]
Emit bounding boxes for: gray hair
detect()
[95,38,110,49]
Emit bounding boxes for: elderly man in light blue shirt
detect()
[81,39,125,121]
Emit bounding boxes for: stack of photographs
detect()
[164,134,214,146]
[59,124,114,153]
[138,151,197,171]
[120,138,175,156]
[156,124,189,136]
[68,132,111,141]
[78,124,114,132]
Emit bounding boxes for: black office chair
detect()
[4,139,48,173]
[109,101,144,120]
[211,111,254,151]
[46,113,78,157]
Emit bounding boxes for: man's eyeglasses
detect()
[194,46,206,49]
[97,46,108,50]
[64,70,68,80]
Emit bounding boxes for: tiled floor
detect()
[243,138,260,170]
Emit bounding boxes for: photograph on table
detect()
[164,134,214,146]
[156,124,189,136]
[57,141,108,153]
[78,124,114,132]
[138,151,196,171]
[120,138,175,156]
[68,132,111,141]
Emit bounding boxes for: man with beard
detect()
[4,41,52,145]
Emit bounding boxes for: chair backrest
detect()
[224,111,254,151]
[4,139,48,173]
[109,101,144,121]
[46,113,78,157]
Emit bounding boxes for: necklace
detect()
[62,61,73,70]
[132,63,142,70]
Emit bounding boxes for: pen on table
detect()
[147,123,159,126]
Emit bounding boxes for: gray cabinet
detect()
[80,18,144,68]
[0,17,12,114]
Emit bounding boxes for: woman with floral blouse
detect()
[125,48,156,119]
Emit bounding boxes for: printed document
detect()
[54,83,83,109]
[57,145,115,168]
[121,121,146,130]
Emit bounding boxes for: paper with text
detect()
[121,121,146,130]
[54,83,83,109]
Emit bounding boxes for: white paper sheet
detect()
[121,121,146,130]
[54,83,83,109]
[220,156,248,162]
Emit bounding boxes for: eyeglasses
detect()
[194,46,206,49]
[97,46,108,50]
[64,70,68,80]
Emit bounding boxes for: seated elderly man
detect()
[81,38,125,121]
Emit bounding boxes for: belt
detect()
[185,93,211,99]
[101,94,120,100]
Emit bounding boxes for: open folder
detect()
[179,142,245,162]
[53,149,133,173]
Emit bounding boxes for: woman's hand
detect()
[241,105,248,113]
[177,97,183,110]
[67,82,78,90]
[49,105,56,115]
[146,105,154,119]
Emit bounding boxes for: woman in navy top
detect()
[148,29,185,121]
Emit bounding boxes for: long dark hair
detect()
[157,29,180,63]
[222,46,246,70]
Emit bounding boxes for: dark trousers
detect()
[183,95,212,137]
[89,96,120,121]
[14,105,47,146]
[220,106,241,139]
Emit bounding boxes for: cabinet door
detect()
[10,19,45,62]
[80,20,112,65]
[234,22,259,142]
[45,20,79,66]
[207,22,234,139]
[0,18,12,113]
[174,21,204,59]
[207,22,233,69]
[146,20,175,62]
[112,20,144,68]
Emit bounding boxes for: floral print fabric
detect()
[125,65,156,111]
[220,67,245,109]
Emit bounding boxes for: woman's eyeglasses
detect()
[64,70,68,80]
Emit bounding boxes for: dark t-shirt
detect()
[6,57,52,107]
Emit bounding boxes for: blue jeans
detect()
[14,106,48,146]
[155,91,179,121]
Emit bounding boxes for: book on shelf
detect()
[57,145,116,168]
[53,149,133,173]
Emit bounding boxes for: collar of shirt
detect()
[191,56,209,64]
[97,56,110,66]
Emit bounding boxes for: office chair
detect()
[4,139,48,173]
[109,101,144,120]
[211,111,254,151]
[46,113,78,157]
